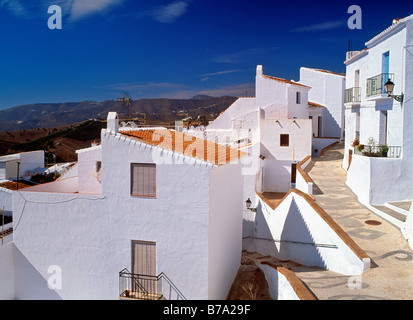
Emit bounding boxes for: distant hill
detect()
[0,95,238,162]
[189,94,215,100]
[0,96,238,132]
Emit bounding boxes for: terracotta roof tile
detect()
[262,75,311,89]
[308,101,325,108]
[121,129,247,166]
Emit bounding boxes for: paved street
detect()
[293,143,413,300]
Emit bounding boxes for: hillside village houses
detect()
[342,14,413,247]
[0,63,373,300]
[3,15,413,300]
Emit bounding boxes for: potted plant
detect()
[380,145,389,157]
[356,144,364,152]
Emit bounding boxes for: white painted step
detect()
[385,201,412,216]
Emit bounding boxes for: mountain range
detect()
[0,95,238,132]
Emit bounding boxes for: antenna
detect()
[348,39,352,52]
[117,92,132,121]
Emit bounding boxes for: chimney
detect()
[256,65,263,77]
[107,112,119,133]
[91,140,98,147]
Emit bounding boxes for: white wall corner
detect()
[256,65,263,77]
[107,112,119,133]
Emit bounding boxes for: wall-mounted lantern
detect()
[384,79,404,102]
[246,198,257,212]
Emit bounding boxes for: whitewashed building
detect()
[342,15,413,223]
[0,151,44,180]
[299,68,346,156]
[3,113,245,300]
[187,65,344,209]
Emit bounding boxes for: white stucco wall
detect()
[0,188,12,216]
[0,160,18,180]
[0,242,15,300]
[21,177,78,194]
[344,17,413,204]
[252,192,369,275]
[300,68,345,139]
[347,154,405,206]
[207,98,257,130]
[19,151,45,177]
[76,145,102,194]
[208,163,243,300]
[256,262,299,300]
[11,128,244,300]
[260,119,312,192]
[296,156,313,195]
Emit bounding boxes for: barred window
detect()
[131,163,156,197]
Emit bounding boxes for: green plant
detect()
[381,145,389,153]
[356,144,364,152]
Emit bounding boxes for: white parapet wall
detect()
[252,190,370,275]
[0,242,15,299]
[296,155,313,195]
[256,262,316,300]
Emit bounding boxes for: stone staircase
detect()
[370,201,411,229]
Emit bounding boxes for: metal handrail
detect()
[345,87,361,103]
[366,73,394,97]
[354,145,401,158]
[157,272,186,300]
[119,268,186,300]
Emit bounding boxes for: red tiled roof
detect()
[308,68,345,77]
[262,75,311,88]
[121,129,247,166]
[308,101,325,108]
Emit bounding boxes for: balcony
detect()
[354,145,401,158]
[366,73,394,101]
[345,87,361,105]
[119,268,186,300]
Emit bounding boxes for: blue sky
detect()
[0,0,412,110]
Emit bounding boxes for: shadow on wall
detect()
[13,245,62,300]
[253,197,326,269]
[253,201,280,257]
[320,107,341,139]
[279,198,326,268]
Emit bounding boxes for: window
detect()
[280,134,289,147]
[131,163,156,197]
[296,92,301,104]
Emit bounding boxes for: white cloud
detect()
[200,70,240,77]
[213,47,277,64]
[0,0,124,21]
[0,0,28,17]
[290,19,346,32]
[150,1,189,23]
[68,0,124,21]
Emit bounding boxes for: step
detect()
[372,205,407,223]
[385,201,412,216]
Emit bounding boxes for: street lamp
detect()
[384,79,403,102]
[245,198,256,212]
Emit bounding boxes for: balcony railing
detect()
[354,145,401,158]
[366,73,394,97]
[345,87,361,103]
[119,268,186,300]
